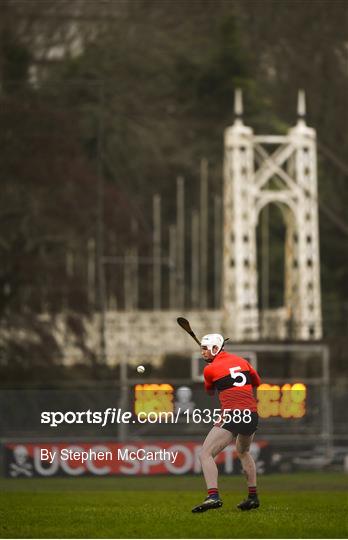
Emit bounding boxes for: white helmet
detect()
[201,334,224,356]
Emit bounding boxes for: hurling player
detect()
[192,333,261,513]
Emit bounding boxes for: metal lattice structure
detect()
[46,89,324,363]
[223,90,322,340]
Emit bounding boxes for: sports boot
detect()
[192,496,223,513]
[237,496,260,511]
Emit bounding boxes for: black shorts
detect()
[218,411,258,436]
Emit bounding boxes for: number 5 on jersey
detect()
[229,366,247,387]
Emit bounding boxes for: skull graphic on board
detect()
[10,445,33,477]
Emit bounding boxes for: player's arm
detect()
[248,362,261,387]
[203,365,215,395]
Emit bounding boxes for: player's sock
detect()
[248,486,258,499]
[207,488,219,500]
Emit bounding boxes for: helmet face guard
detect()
[200,334,224,357]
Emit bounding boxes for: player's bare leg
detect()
[236,433,256,485]
[201,426,233,487]
[236,433,260,510]
[192,426,232,513]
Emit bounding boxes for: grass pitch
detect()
[0,473,347,538]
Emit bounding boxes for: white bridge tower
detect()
[223,90,322,340]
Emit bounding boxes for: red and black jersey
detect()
[203,351,261,412]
